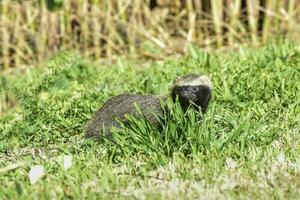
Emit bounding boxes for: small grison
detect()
[85,74,212,140]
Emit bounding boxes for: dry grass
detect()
[0,0,299,70]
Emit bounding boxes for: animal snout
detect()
[180,91,196,101]
[180,91,190,99]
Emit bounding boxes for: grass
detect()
[1,42,300,199]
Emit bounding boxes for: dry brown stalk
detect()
[0,0,299,70]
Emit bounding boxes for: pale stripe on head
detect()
[173,74,212,88]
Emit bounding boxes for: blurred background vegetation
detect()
[0,0,299,70]
[0,0,299,114]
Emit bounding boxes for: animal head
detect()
[171,73,212,112]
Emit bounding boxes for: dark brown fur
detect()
[85,74,212,141]
[85,94,167,140]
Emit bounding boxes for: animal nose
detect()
[181,91,190,99]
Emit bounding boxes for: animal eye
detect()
[191,87,199,92]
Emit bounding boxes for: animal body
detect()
[85,74,212,140]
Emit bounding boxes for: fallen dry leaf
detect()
[29,165,45,184]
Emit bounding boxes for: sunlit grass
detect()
[0,43,300,199]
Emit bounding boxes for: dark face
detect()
[171,85,212,112]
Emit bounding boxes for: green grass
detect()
[1,42,300,199]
